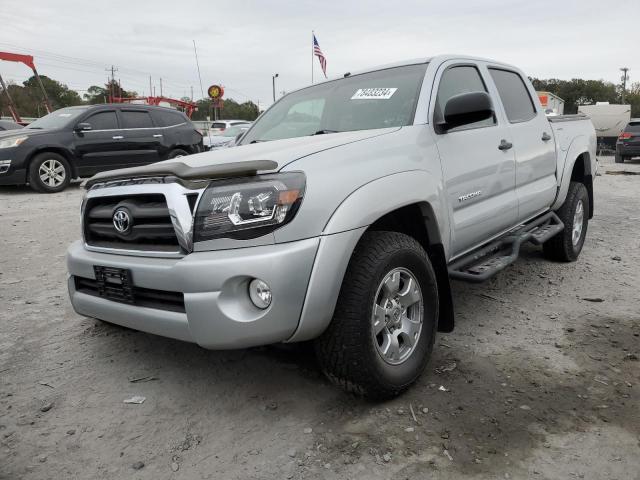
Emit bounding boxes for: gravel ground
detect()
[1,155,639,480]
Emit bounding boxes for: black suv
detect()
[615,120,640,163]
[0,104,203,192]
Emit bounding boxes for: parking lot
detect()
[0,155,638,479]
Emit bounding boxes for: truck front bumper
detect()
[66,238,320,349]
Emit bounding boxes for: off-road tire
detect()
[614,154,624,163]
[315,231,439,399]
[167,148,189,159]
[28,152,71,193]
[543,181,589,262]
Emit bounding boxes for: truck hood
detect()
[85,127,400,186]
[175,127,399,170]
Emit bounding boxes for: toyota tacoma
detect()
[67,55,596,398]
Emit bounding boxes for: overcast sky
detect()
[1,0,637,108]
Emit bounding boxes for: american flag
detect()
[313,34,327,78]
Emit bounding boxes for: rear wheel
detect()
[167,148,189,159]
[543,181,589,262]
[315,231,439,399]
[28,152,71,193]
[614,154,624,163]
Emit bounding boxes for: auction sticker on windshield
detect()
[351,88,397,100]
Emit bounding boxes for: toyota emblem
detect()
[113,208,132,234]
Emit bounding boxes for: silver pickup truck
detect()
[67,55,596,398]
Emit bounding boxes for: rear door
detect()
[73,109,124,175]
[116,109,162,166]
[488,67,557,221]
[431,61,518,257]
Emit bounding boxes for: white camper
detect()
[578,103,631,147]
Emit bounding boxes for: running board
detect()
[448,212,564,283]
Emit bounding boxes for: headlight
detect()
[0,136,28,149]
[193,172,305,242]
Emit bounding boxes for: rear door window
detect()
[85,111,118,130]
[489,68,536,123]
[435,65,495,130]
[625,121,640,132]
[151,109,186,127]
[120,110,154,129]
[212,122,227,129]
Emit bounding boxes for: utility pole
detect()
[272,73,279,103]
[149,76,152,99]
[620,67,629,104]
[106,65,117,102]
[190,86,194,102]
[160,78,163,97]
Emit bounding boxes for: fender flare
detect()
[288,170,453,342]
[322,169,449,246]
[551,136,592,212]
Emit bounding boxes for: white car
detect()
[193,119,251,135]
[203,124,251,150]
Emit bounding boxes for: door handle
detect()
[153,134,163,138]
[541,132,552,141]
[112,135,124,140]
[498,139,513,151]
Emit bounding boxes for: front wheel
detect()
[543,181,589,262]
[28,152,71,193]
[315,231,439,399]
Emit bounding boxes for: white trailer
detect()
[578,103,631,148]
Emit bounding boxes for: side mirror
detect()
[439,91,493,132]
[75,122,92,132]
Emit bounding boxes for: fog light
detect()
[249,278,272,309]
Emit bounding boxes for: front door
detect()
[73,109,126,176]
[431,62,518,257]
[487,67,557,220]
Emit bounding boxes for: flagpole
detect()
[311,30,314,85]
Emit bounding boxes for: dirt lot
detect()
[1,155,639,480]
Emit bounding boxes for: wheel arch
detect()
[367,202,454,333]
[289,171,454,343]
[569,152,594,218]
[26,146,77,178]
[552,137,594,218]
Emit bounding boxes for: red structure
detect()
[0,51,52,123]
[111,96,198,118]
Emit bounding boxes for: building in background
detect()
[537,91,565,115]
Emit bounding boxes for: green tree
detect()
[83,80,136,104]
[626,82,640,118]
[22,75,83,111]
[530,78,619,113]
[191,98,260,121]
[0,76,82,118]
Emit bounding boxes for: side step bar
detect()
[448,212,564,283]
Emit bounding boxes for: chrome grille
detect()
[84,194,179,252]
[81,179,206,257]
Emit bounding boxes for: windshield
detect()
[241,63,428,144]
[26,107,88,130]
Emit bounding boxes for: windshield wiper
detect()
[312,129,341,135]
[249,139,266,144]
[26,127,43,130]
